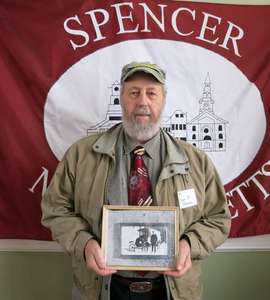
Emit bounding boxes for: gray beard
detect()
[122,106,162,142]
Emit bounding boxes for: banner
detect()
[1,0,270,240]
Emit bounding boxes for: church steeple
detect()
[199,73,214,114]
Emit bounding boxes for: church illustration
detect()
[87,74,228,152]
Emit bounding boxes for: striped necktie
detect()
[129,146,153,206]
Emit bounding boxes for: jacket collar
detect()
[161,129,189,165]
[92,123,123,155]
[92,123,191,174]
[159,129,191,179]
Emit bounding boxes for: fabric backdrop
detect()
[1,0,270,241]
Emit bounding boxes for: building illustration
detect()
[87,81,122,134]
[87,74,228,152]
[187,74,228,151]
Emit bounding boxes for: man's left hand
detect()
[158,238,192,278]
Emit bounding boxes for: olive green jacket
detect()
[41,123,231,300]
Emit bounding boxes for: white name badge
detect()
[177,188,197,209]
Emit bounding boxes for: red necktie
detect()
[129,146,152,277]
[129,146,153,206]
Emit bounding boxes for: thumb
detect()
[176,238,191,271]
[176,253,185,271]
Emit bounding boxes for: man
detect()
[41,61,231,300]
[150,231,158,253]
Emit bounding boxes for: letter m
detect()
[29,167,49,196]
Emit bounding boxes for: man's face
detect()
[120,72,166,143]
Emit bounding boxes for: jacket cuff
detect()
[185,232,202,260]
[75,231,94,261]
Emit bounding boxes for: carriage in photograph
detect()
[129,227,161,252]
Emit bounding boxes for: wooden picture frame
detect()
[101,205,179,271]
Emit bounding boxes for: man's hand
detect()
[158,238,192,278]
[84,239,117,276]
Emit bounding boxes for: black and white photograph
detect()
[102,206,179,271]
[121,225,168,256]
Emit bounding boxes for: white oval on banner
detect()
[44,39,266,185]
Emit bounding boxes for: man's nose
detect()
[138,93,149,106]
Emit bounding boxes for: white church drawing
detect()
[87,74,228,152]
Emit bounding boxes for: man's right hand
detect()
[84,239,117,276]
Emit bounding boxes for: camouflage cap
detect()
[121,61,166,84]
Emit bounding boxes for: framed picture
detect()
[101,205,179,271]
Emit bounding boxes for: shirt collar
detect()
[123,130,161,159]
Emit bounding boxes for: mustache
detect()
[133,107,151,117]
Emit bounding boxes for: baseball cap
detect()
[121,61,166,84]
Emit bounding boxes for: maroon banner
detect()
[0,0,270,240]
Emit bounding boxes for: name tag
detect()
[177,188,197,209]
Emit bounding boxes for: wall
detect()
[0,251,270,300]
[1,0,269,299]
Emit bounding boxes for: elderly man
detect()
[41,61,231,300]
